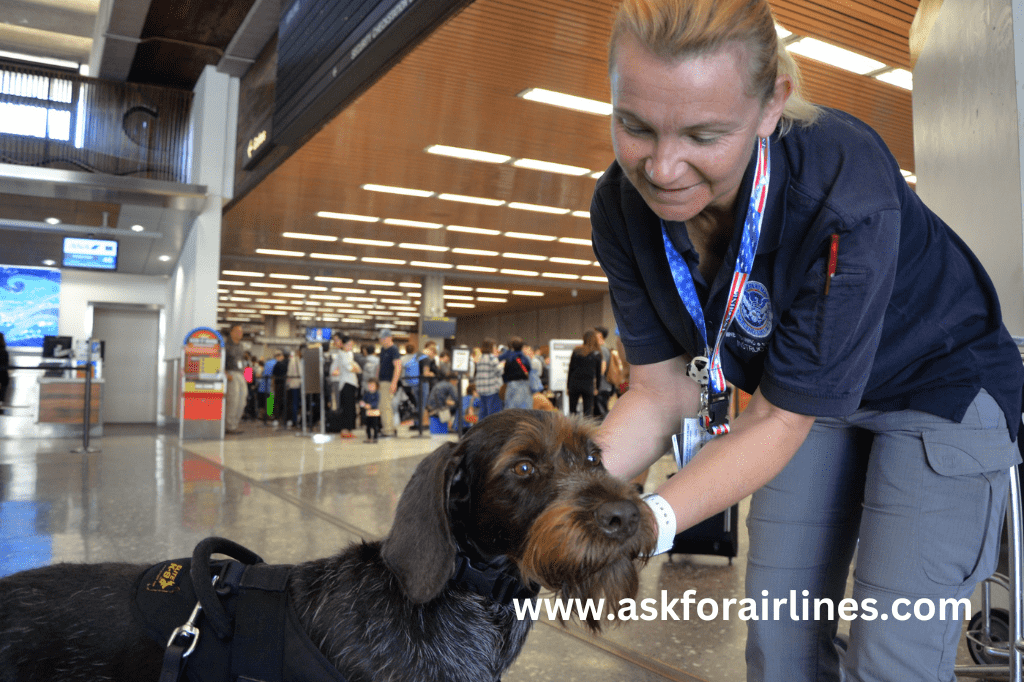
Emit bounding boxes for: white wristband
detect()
[642,493,677,556]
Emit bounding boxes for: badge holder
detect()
[672,355,731,469]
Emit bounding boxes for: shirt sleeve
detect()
[591,182,687,366]
[760,209,900,416]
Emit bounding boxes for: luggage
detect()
[668,504,739,564]
[324,409,345,433]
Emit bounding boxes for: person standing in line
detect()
[223,325,247,435]
[376,329,402,437]
[361,378,382,443]
[566,330,603,416]
[337,335,360,438]
[501,336,533,410]
[327,333,344,412]
[474,338,503,420]
[593,326,614,419]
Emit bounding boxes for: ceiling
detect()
[0,0,920,334]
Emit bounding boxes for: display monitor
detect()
[305,327,333,342]
[62,237,118,270]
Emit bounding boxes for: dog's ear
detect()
[382,441,462,603]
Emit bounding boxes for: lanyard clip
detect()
[687,355,710,386]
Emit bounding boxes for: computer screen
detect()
[62,237,118,270]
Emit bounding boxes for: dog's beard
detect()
[517,498,656,631]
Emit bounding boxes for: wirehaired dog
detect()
[0,409,655,682]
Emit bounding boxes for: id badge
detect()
[671,417,714,469]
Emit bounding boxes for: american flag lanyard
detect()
[660,137,771,436]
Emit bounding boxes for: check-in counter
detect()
[0,363,104,439]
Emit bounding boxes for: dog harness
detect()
[130,537,538,682]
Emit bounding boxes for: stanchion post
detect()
[72,339,100,454]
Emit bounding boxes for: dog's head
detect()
[381,409,656,629]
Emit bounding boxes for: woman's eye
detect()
[692,134,720,145]
[619,119,648,135]
[513,461,536,477]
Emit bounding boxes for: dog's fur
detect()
[0,409,655,682]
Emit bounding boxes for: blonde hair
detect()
[610,0,819,136]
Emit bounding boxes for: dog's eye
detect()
[512,461,535,477]
[585,452,601,466]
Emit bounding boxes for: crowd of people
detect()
[222,324,626,440]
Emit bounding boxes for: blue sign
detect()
[0,266,60,348]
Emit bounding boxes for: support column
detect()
[419,274,446,348]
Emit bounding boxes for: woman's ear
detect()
[757,73,793,138]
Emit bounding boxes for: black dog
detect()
[0,409,656,682]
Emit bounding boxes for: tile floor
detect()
[0,420,995,681]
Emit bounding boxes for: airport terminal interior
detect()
[2,0,1023,680]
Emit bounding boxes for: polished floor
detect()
[0,418,987,681]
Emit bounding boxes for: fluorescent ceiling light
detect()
[426,144,511,163]
[228,297,252,302]
[875,68,913,90]
[571,211,590,219]
[457,265,498,273]
[314,276,353,283]
[786,37,885,75]
[223,270,263,277]
[443,294,474,300]
[362,257,406,265]
[309,294,342,300]
[543,272,580,280]
[131,224,145,232]
[452,247,498,256]
[344,237,395,247]
[384,218,443,229]
[235,289,267,296]
[549,257,593,265]
[359,279,394,286]
[0,49,79,71]
[438,193,506,207]
[269,273,310,280]
[476,287,509,294]
[218,280,243,286]
[282,232,337,242]
[256,298,281,304]
[411,261,454,269]
[399,282,421,288]
[589,171,604,179]
[503,252,547,261]
[395,311,420,317]
[501,268,539,277]
[272,292,305,298]
[512,290,544,296]
[476,297,508,303]
[256,248,304,257]
[559,237,592,246]
[362,183,435,197]
[310,253,357,261]
[399,242,449,252]
[513,158,591,176]
[775,24,792,39]
[394,321,417,326]
[446,303,475,308]
[905,174,917,184]
[248,282,286,288]
[505,231,557,241]
[262,310,286,316]
[582,275,609,283]
[347,297,377,303]
[317,211,380,222]
[518,88,612,116]
[447,225,501,235]
[508,202,570,215]
[332,288,367,294]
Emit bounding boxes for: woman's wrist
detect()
[641,493,676,555]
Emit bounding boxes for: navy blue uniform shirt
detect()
[592,108,1023,439]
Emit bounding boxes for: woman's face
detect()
[609,33,789,223]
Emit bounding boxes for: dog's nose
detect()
[595,500,640,540]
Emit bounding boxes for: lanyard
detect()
[661,136,771,435]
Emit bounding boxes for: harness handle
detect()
[190,537,264,639]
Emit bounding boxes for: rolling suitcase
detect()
[667,504,739,564]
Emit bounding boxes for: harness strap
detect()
[230,565,292,682]
[451,553,539,605]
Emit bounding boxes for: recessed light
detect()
[438,194,506,207]
[457,265,498,273]
[283,232,338,241]
[549,257,593,265]
[42,259,56,266]
[505,231,557,241]
[159,255,171,261]
[384,218,443,229]
[500,268,539,277]
[503,252,547,261]
[508,202,571,215]
[559,237,592,246]
[426,144,511,163]
[447,225,501,235]
[411,261,453,269]
[310,253,357,261]
[256,248,305,257]
[317,211,380,222]
[518,88,612,116]
[343,237,395,247]
[362,257,406,265]
[131,224,145,232]
[452,247,498,256]
[398,242,449,252]
[362,183,435,197]
[44,217,60,225]
[512,158,591,176]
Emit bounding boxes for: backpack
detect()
[403,354,424,387]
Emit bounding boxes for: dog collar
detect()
[449,552,539,605]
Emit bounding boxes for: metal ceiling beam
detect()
[89,0,153,81]
[217,0,280,78]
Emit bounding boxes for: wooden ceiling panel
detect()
[222,0,920,329]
